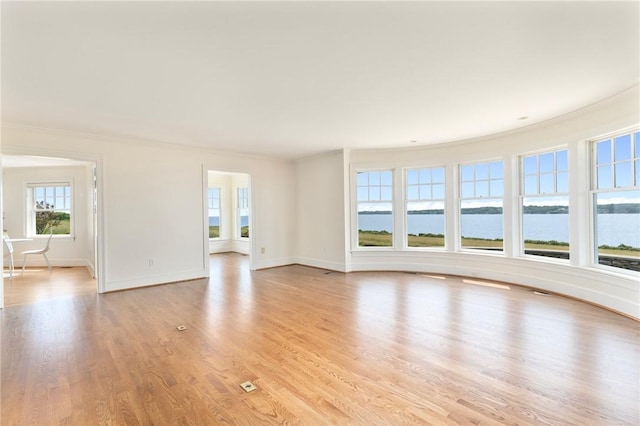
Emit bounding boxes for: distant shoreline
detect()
[359,203,640,215]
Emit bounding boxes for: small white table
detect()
[5,238,33,243]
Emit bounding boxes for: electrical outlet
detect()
[260,247,265,254]
[240,381,257,392]
[148,258,155,266]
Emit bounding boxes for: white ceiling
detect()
[2,1,638,160]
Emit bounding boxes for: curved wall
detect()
[297,87,639,318]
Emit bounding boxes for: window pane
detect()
[369,187,381,201]
[614,134,632,161]
[357,187,369,201]
[475,181,489,197]
[596,140,612,164]
[557,172,569,193]
[420,185,430,199]
[615,162,632,187]
[357,172,368,186]
[380,171,392,185]
[490,161,503,179]
[432,168,445,183]
[524,175,538,194]
[407,201,445,248]
[460,200,503,251]
[523,156,537,175]
[597,165,612,189]
[419,168,431,183]
[35,187,44,201]
[407,186,419,200]
[636,160,640,187]
[380,187,393,200]
[432,184,445,199]
[556,150,568,172]
[461,182,474,198]
[540,174,555,193]
[358,202,392,247]
[490,179,503,197]
[406,170,418,185]
[539,153,554,173]
[32,185,72,235]
[369,172,380,186]
[594,190,640,271]
[635,132,640,158]
[461,165,474,182]
[522,195,569,260]
[475,163,488,180]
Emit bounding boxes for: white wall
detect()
[2,125,297,292]
[295,87,640,318]
[295,150,349,271]
[3,165,94,270]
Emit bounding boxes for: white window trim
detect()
[519,148,571,260]
[590,128,639,273]
[25,178,74,239]
[404,166,447,251]
[237,187,249,240]
[208,187,221,240]
[353,168,395,250]
[458,159,505,254]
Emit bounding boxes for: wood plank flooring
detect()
[2,253,638,425]
[3,266,96,307]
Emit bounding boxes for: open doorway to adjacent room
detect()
[2,155,99,307]
[206,170,252,275]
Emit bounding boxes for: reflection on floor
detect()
[3,266,96,307]
[2,252,245,307]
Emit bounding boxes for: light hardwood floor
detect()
[2,253,638,425]
[3,265,96,307]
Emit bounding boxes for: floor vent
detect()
[240,381,257,392]
[533,290,550,296]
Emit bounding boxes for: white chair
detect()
[22,232,53,275]
[3,237,15,278]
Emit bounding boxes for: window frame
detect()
[519,147,570,260]
[237,187,249,239]
[458,159,504,253]
[590,129,640,272]
[355,169,395,249]
[25,180,74,238]
[207,187,221,240]
[404,166,446,250]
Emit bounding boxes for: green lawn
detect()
[39,219,70,235]
[358,230,639,258]
[209,226,220,238]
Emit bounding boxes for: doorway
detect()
[1,155,100,307]
[206,170,252,274]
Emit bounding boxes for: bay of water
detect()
[208,216,249,226]
[358,213,640,247]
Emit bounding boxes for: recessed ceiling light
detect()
[517,116,529,121]
[409,140,417,144]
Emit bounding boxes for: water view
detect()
[358,213,640,247]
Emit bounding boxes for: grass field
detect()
[358,230,639,258]
[39,219,71,235]
[209,226,249,238]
